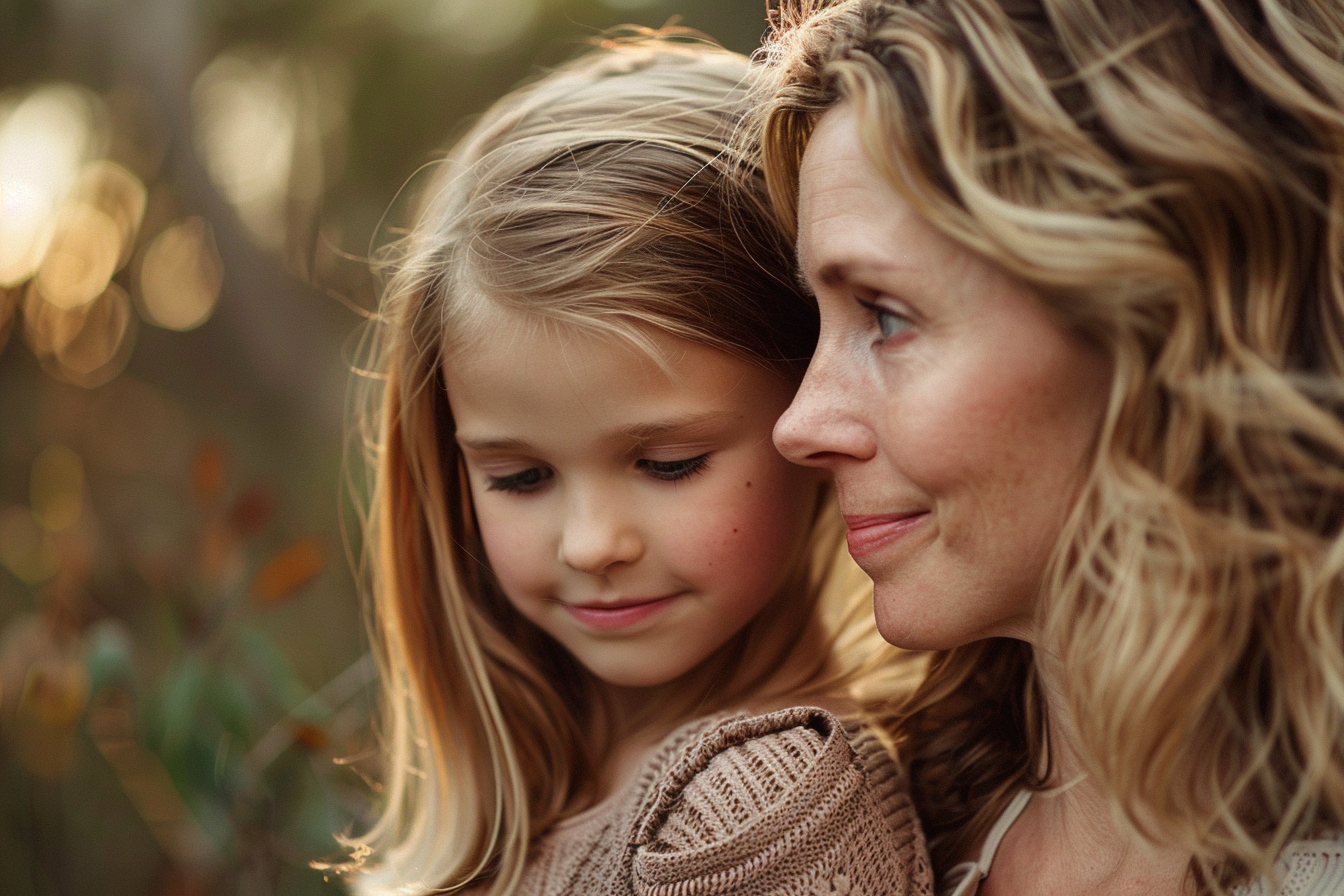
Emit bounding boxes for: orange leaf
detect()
[251,537,324,605]
[227,483,275,537]
[292,721,328,752]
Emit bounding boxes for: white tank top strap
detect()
[941,789,1033,896]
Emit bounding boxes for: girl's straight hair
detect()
[343,32,916,895]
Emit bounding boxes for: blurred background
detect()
[0,1,770,893]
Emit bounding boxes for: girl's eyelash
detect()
[486,467,553,493]
[637,454,710,482]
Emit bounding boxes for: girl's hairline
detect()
[434,286,806,382]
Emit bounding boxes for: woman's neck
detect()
[978,651,1194,896]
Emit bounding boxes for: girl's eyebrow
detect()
[457,413,727,453]
[621,411,726,443]
[457,435,534,452]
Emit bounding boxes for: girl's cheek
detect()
[687,472,811,575]
[475,506,548,592]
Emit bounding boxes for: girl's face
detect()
[773,105,1111,650]
[445,315,820,689]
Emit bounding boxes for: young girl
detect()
[342,32,932,896]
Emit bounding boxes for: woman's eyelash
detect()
[857,298,912,340]
[486,467,553,493]
[637,454,710,482]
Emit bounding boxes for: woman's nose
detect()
[773,339,877,468]
[557,491,644,575]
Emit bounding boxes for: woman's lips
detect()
[843,512,928,558]
[563,594,682,631]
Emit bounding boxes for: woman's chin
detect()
[871,582,1034,650]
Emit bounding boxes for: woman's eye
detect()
[486,467,553,493]
[637,454,709,482]
[874,306,911,340]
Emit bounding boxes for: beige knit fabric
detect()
[515,706,934,896]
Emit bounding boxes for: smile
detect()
[563,594,683,631]
[842,512,928,558]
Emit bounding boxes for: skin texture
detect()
[773,104,1112,652]
[778,105,1193,895]
[445,313,820,692]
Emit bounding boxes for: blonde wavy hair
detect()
[342,32,912,896]
[753,0,1344,889]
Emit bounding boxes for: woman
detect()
[753,0,1344,894]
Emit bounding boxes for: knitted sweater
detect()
[1232,835,1344,896]
[516,705,934,896]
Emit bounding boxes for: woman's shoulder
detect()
[1232,833,1344,896]
[630,705,934,896]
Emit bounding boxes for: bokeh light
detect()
[396,0,543,55]
[70,160,148,268]
[0,83,155,391]
[192,45,347,255]
[137,217,223,331]
[192,48,298,249]
[0,85,104,287]
[23,280,137,387]
[35,204,122,310]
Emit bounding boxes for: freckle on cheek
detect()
[745,481,752,487]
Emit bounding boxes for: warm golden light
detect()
[23,281,135,387]
[138,218,223,331]
[0,85,100,286]
[30,444,84,534]
[34,204,121,310]
[192,49,297,249]
[56,282,134,382]
[70,160,147,268]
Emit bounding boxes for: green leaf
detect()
[235,626,312,713]
[154,655,205,756]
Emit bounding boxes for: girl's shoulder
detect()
[1232,833,1344,896]
[630,705,934,896]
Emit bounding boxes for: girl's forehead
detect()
[444,316,796,461]
[442,300,714,380]
[442,308,784,414]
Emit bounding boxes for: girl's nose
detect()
[557,493,644,575]
[772,338,877,469]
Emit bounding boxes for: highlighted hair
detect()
[755,0,1344,889]
[345,32,912,895]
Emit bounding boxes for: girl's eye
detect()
[486,467,553,493]
[637,454,709,482]
[873,305,912,340]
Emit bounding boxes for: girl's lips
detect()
[563,594,682,631]
[843,512,928,558]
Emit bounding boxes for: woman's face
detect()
[774,105,1111,650]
